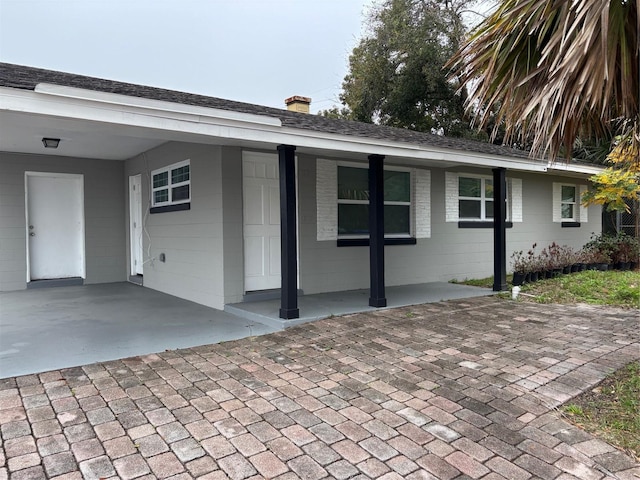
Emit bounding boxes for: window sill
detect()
[458,221,513,229]
[337,238,417,247]
[150,203,191,214]
[561,221,581,228]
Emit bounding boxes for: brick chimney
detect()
[285,95,311,114]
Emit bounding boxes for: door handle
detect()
[29,232,36,237]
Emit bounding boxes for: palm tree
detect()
[449,0,638,164]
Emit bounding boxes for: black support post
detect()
[278,144,299,319]
[492,167,508,291]
[368,154,387,307]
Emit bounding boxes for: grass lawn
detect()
[562,362,640,462]
[454,269,639,460]
[517,270,639,307]
[453,270,640,308]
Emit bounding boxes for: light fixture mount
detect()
[42,137,60,149]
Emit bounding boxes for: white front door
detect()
[129,174,144,275]
[26,173,85,281]
[243,152,281,291]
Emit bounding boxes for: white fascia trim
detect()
[1,86,284,138]
[546,162,604,175]
[278,126,550,172]
[34,83,282,127]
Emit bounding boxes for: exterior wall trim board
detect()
[150,203,191,214]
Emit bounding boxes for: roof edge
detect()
[34,83,282,127]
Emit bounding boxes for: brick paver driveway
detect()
[2,296,639,479]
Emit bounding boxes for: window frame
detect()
[560,184,577,221]
[151,160,191,209]
[457,174,496,221]
[337,162,413,239]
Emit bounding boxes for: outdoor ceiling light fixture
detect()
[42,137,60,149]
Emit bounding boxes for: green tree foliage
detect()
[318,106,354,120]
[330,0,479,137]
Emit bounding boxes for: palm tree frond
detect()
[448,0,638,162]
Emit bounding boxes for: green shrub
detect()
[584,233,640,264]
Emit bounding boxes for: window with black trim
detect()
[446,171,519,226]
[337,165,411,237]
[458,176,494,220]
[151,160,190,208]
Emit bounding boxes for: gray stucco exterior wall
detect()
[220,147,245,305]
[0,152,125,291]
[124,142,227,310]
[297,158,602,294]
[3,144,601,305]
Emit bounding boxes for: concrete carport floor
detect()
[0,283,277,379]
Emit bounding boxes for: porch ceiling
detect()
[0,110,167,160]
[0,109,287,162]
[0,109,461,167]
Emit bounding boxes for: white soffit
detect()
[2,85,564,173]
[0,110,166,160]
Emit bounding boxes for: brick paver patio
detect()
[1,296,638,479]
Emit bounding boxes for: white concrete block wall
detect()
[414,169,431,238]
[510,178,523,222]
[125,142,227,309]
[0,152,126,291]
[315,159,338,241]
[444,171,459,222]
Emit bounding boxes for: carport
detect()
[0,281,492,379]
[0,283,278,379]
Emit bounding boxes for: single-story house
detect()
[0,63,603,319]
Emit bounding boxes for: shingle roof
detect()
[1,62,534,160]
